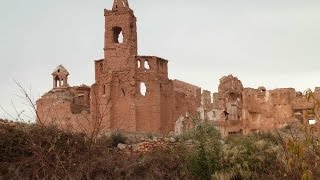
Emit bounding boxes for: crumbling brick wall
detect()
[36,1,320,137]
[36,87,91,132]
[205,74,320,136]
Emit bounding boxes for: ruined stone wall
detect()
[70,85,91,113]
[202,90,213,111]
[36,88,92,132]
[160,81,175,133]
[241,88,296,134]
[110,69,137,132]
[173,80,202,117]
[172,80,202,135]
[135,56,163,134]
[204,75,244,136]
[36,1,320,137]
[91,4,139,133]
[36,1,217,136]
[204,75,320,136]
[135,56,173,134]
[104,8,137,71]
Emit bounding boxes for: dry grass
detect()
[0,122,191,179]
[3,118,320,179]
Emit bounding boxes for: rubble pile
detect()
[118,137,178,154]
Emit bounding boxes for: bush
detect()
[0,124,193,179]
[110,132,127,147]
[277,123,320,179]
[181,114,222,179]
[219,132,282,179]
[3,99,320,179]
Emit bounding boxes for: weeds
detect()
[2,82,320,179]
[110,132,127,147]
[0,123,191,179]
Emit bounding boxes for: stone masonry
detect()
[36,0,319,137]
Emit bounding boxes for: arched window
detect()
[137,60,141,68]
[55,76,60,88]
[140,82,147,96]
[144,60,150,70]
[112,26,124,43]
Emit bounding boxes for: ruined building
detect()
[206,75,320,136]
[37,0,318,136]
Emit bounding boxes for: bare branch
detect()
[0,104,16,120]
[13,79,43,125]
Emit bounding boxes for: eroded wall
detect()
[36,86,92,132]
[36,1,319,137]
[200,75,320,137]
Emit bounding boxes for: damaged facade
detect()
[36,0,318,136]
[203,75,320,136]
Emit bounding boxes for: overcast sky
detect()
[1,0,320,120]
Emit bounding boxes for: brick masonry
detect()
[36,0,319,136]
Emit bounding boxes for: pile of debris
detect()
[118,137,177,154]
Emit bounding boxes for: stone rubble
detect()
[117,137,177,154]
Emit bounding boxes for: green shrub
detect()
[219,132,282,179]
[182,114,222,180]
[277,123,320,179]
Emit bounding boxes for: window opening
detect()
[118,31,124,43]
[137,60,141,68]
[140,82,147,96]
[113,27,124,44]
[54,76,59,88]
[144,60,150,70]
[309,119,316,125]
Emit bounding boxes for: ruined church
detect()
[36,0,318,136]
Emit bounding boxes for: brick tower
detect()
[52,65,69,89]
[91,0,174,134]
[104,0,137,70]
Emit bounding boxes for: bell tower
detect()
[52,65,69,89]
[104,0,137,70]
